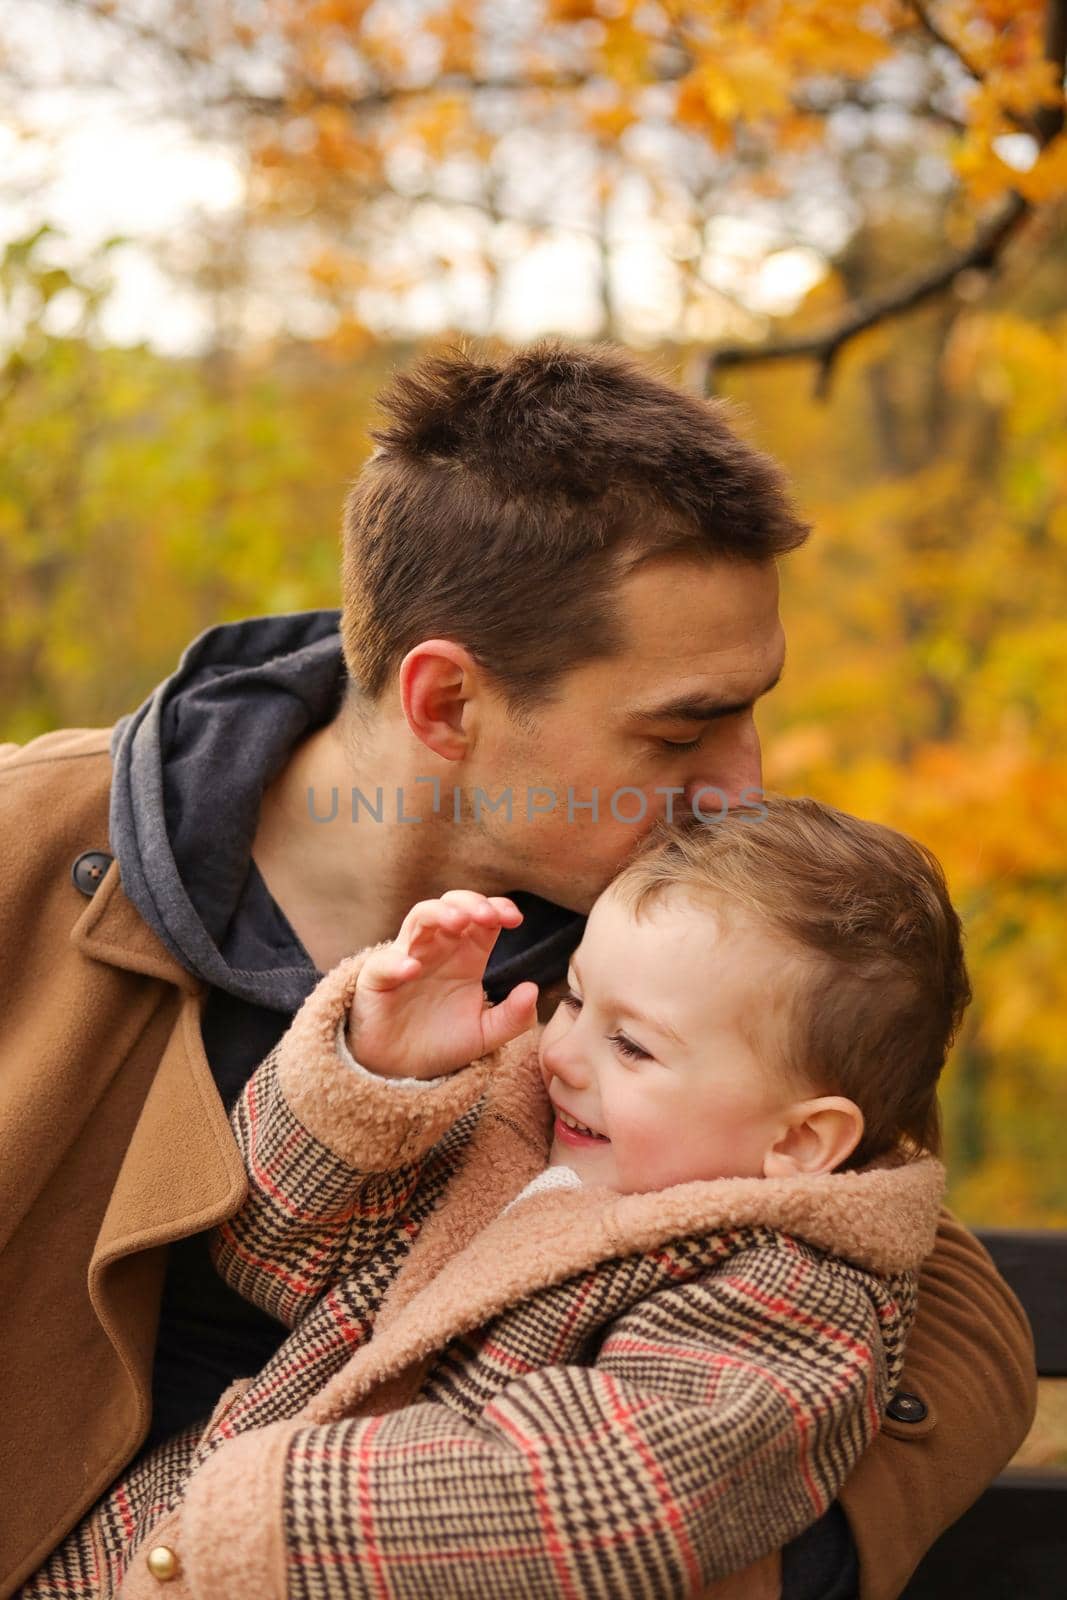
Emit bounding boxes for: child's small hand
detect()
[346,891,540,1079]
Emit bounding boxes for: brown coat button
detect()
[886,1390,927,1423]
[71,850,114,896]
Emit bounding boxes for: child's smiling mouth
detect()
[554,1108,610,1144]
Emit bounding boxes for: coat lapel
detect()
[71,859,202,993]
[75,866,246,1271]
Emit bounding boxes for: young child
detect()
[25,796,966,1600]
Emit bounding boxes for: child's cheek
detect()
[611,1106,670,1189]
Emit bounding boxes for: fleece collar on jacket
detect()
[280,957,945,1427]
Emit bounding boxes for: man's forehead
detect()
[620,549,779,616]
[608,556,785,709]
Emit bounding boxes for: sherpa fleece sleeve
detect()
[209,950,494,1328]
[172,1242,893,1599]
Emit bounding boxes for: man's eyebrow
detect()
[631,656,786,725]
[568,956,685,1049]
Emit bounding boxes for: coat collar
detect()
[305,1030,944,1424]
[429,1027,945,1279]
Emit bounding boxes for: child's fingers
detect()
[437,894,525,960]
[397,894,523,947]
[397,899,470,953]
[404,918,474,965]
[437,890,523,929]
[399,896,502,954]
[431,889,518,934]
[480,981,540,1054]
[388,895,525,983]
[485,896,524,923]
[359,949,422,993]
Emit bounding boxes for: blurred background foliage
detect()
[1,0,1065,1226]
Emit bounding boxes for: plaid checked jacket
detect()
[23,950,944,1600]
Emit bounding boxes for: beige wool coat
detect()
[0,728,1039,1600]
[24,950,947,1599]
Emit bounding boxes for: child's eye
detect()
[609,1032,651,1061]
[560,991,582,1011]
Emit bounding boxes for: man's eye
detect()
[660,735,703,752]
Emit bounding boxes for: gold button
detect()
[146,1546,181,1582]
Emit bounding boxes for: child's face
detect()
[538,885,806,1194]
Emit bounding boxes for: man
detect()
[0,341,1035,1598]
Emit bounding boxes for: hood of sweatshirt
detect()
[108,610,584,1013]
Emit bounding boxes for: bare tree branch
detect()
[56,0,212,73]
[195,74,966,138]
[693,195,1027,398]
[1036,0,1067,143]
[908,0,1038,137]
[217,72,603,121]
[35,0,1067,377]
[693,0,1067,397]
[908,2,997,88]
[792,81,966,134]
[50,0,967,135]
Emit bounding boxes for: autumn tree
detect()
[2,2,1066,1224]
[11,1,1064,361]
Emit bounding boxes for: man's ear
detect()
[762,1097,865,1179]
[398,640,481,761]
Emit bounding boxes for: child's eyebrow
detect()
[569,956,685,1049]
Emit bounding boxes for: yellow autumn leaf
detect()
[952,136,1019,202]
[1013,133,1067,203]
[985,57,1065,115]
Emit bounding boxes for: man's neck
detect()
[250,706,474,972]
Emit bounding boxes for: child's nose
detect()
[542,1034,592,1091]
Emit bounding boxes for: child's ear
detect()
[762,1097,865,1179]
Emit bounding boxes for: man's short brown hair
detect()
[340,339,809,710]
[612,796,972,1168]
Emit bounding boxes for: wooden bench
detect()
[902,1229,1067,1599]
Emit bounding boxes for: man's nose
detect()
[686,716,763,809]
